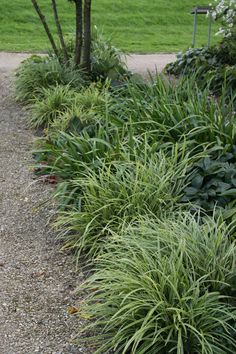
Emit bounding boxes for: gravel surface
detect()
[0,69,90,353]
[126,53,176,74]
[0,51,176,73]
[0,51,176,353]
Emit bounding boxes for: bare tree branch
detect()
[83,0,92,72]
[51,0,69,64]
[74,0,83,66]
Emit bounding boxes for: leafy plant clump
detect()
[90,29,128,81]
[110,76,236,148]
[29,85,78,128]
[32,126,118,209]
[55,148,191,258]
[182,147,236,215]
[78,214,236,353]
[14,6,236,354]
[165,28,236,99]
[15,56,86,103]
[15,29,129,108]
[54,28,129,82]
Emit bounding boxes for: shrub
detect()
[165,47,218,76]
[78,214,236,353]
[29,85,77,128]
[15,56,86,103]
[55,148,190,258]
[207,64,236,96]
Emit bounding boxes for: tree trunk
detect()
[83,0,92,72]
[31,0,59,58]
[74,0,83,66]
[51,0,69,64]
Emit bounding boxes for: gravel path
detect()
[0,51,176,353]
[0,69,88,353]
[0,52,176,73]
[126,53,176,74]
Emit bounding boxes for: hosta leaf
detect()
[191,174,204,189]
[208,189,217,197]
[216,182,232,193]
[231,178,236,187]
[220,189,236,197]
[184,187,198,196]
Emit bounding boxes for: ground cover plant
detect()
[15,56,86,103]
[30,85,78,128]
[55,148,191,258]
[78,214,236,353]
[0,0,218,53]
[165,43,236,98]
[24,52,236,249]
[15,8,236,351]
[110,76,236,147]
[182,147,236,212]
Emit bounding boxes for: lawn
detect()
[0,0,218,53]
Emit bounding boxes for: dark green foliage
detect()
[165,35,236,100]
[33,126,119,209]
[182,147,236,213]
[166,32,236,76]
[33,128,114,179]
[49,29,129,82]
[216,31,236,66]
[166,47,219,76]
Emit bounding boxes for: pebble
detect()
[0,71,92,354]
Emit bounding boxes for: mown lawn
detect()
[0,0,218,53]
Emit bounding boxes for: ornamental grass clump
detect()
[78,214,236,354]
[33,125,116,180]
[48,83,111,135]
[15,56,86,103]
[114,76,236,148]
[29,85,78,128]
[55,147,191,258]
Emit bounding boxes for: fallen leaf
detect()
[68,306,78,315]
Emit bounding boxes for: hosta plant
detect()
[182,147,236,214]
